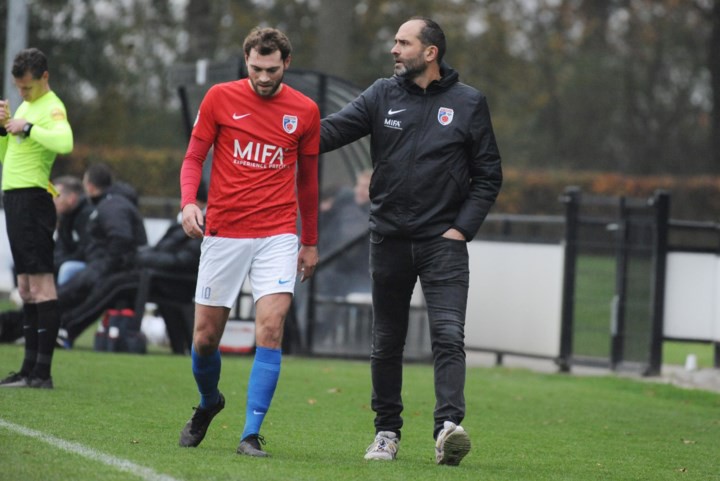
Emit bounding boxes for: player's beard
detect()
[394,52,427,80]
[250,74,284,98]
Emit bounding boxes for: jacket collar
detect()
[90,192,109,206]
[395,62,459,95]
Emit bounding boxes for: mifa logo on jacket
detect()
[438,107,454,126]
[283,115,298,134]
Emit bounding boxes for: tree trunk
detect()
[184,0,219,61]
[314,0,354,78]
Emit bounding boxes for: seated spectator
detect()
[306,170,372,348]
[315,169,371,298]
[58,163,147,344]
[53,175,94,285]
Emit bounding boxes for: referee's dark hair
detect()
[12,48,48,80]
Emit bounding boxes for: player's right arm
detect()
[180,135,212,238]
[180,87,219,238]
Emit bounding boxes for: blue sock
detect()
[241,347,282,440]
[191,345,221,409]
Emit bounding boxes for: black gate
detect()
[559,187,669,375]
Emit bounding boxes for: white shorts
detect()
[195,234,299,308]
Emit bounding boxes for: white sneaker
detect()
[435,421,471,465]
[364,431,399,460]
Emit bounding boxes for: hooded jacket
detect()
[321,64,502,240]
[85,188,147,272]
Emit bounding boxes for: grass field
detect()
[1,345,718,481]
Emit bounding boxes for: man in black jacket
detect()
[58,163,147,344]
[320,17,502,466]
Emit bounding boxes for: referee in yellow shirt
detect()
[0,48,73,389]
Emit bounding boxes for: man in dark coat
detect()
[58,163,147,343]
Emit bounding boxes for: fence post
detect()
[647,190,670,376]
[558,186,581,372]
[306,73,329,354]
[611,196,628,370]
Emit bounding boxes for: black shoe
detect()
[29,377,54,389]
[237,434,269,457]
[178,393,225,447]
[0,372,29,388]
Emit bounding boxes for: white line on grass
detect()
[0,418,184,481]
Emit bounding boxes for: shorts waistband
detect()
[3,187,48,196]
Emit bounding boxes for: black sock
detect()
[20,304,38,377]
[32,300,60,380]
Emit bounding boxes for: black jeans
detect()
[369,232,469,439]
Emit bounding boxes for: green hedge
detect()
[498,169,720,221]
[54,144,185,199]
[55,145,720,222]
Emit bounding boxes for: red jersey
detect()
[181,79,320,244]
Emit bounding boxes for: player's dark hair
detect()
[243,27,292,61]
[409,17,446,64]
[12,48,48,79]
[85,163,114,191]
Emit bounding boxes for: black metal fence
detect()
[559,187,669,375]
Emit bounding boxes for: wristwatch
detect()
[22,122,33,137]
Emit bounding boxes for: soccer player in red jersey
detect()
[177,27,320,457]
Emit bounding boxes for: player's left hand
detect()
[297,245,318,282]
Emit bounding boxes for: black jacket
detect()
[85,190,147,272]
[136,221,201,273]
[321,64,502,240]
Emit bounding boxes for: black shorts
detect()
[3,188,57,275]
